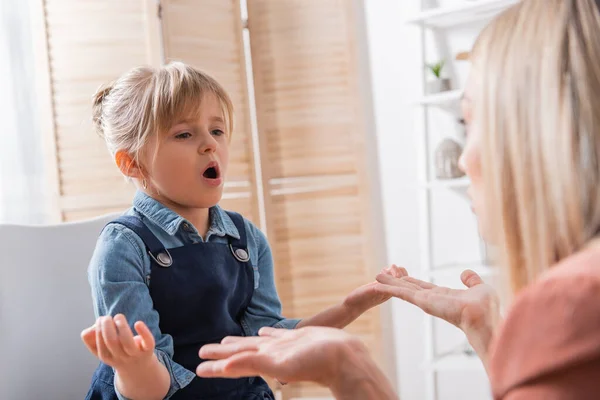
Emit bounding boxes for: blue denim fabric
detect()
[87,191,301,399]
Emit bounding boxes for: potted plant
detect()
[426,60,452,94]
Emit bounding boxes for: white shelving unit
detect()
[406,0,519,28]
[416,89,462,107]
[410,1,515,399]
[427,352,484,371]
[426,262,494,279]
[423,175,469,189]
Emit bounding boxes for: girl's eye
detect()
[457,118,466,125]
[175,132,192,139]
[211,129,225,136]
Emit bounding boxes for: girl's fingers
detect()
[390,264,408,278]
[81,324,99,356]
[114,314,137,356]
[134,321,155,352]
[101,316,125,358]
[96,318,113,362]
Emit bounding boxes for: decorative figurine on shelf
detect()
[434,137,465,179]
[426,59,452,94]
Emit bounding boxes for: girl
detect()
[80,62,403,400]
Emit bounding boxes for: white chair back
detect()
[0,213,120,400]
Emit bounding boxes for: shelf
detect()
[416,89,462,107]
[406,0,520,28]
[424,352,484,372]
[427,263,494,279]
[423,176,470,189]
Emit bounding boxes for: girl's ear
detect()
[115,150,143,179]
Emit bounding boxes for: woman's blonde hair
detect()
[472,0,600,293]
[92,61,234,173]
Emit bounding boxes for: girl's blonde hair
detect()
[472,0,600,293]
[92,61,234,172]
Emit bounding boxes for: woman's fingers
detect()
[401,276,437,290]
[200,337,265,360]
[196,359,231,377]
[376,273,423,291]
[461,269,484,288]
[221,336,246,344]
[374,280,447,317]
[258,327,289,338]
[223,351,275,378]
[372,281,418,304]
[197,351,273,380]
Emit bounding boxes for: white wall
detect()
[362,1,493,399]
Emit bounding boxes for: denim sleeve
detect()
[241,220,301,336]
[88,223,195,399]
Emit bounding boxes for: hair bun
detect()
[91,83,114,137]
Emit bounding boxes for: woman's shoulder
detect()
[489,245,600,398]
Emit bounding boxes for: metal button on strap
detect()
[157,252,171,265]
[182,222,191,232]
[235,248,249,261]
[230,245,250,262]
[149,250,172,268]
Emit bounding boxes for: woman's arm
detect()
[487,270,600,399]
[330,342,398,400]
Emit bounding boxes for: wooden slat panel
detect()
[248,0,359,179]
[248,1,383,398]
[44,0,152,218]
[270,186,382,399]
[63,206,127,222]
[219,193,256,224]
[45,0,257,222]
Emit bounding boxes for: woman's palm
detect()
[375,270,499,332]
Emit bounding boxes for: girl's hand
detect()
[80,314,156,371]
[343,264,407,313]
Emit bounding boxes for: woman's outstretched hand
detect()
[197,326,397,399]
[376,269,500,368]
[197,326,357,384]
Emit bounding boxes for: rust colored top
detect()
[488,246,600,399]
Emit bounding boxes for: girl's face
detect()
[141,93,230,211]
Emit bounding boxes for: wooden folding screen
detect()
[247,0,382,397]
